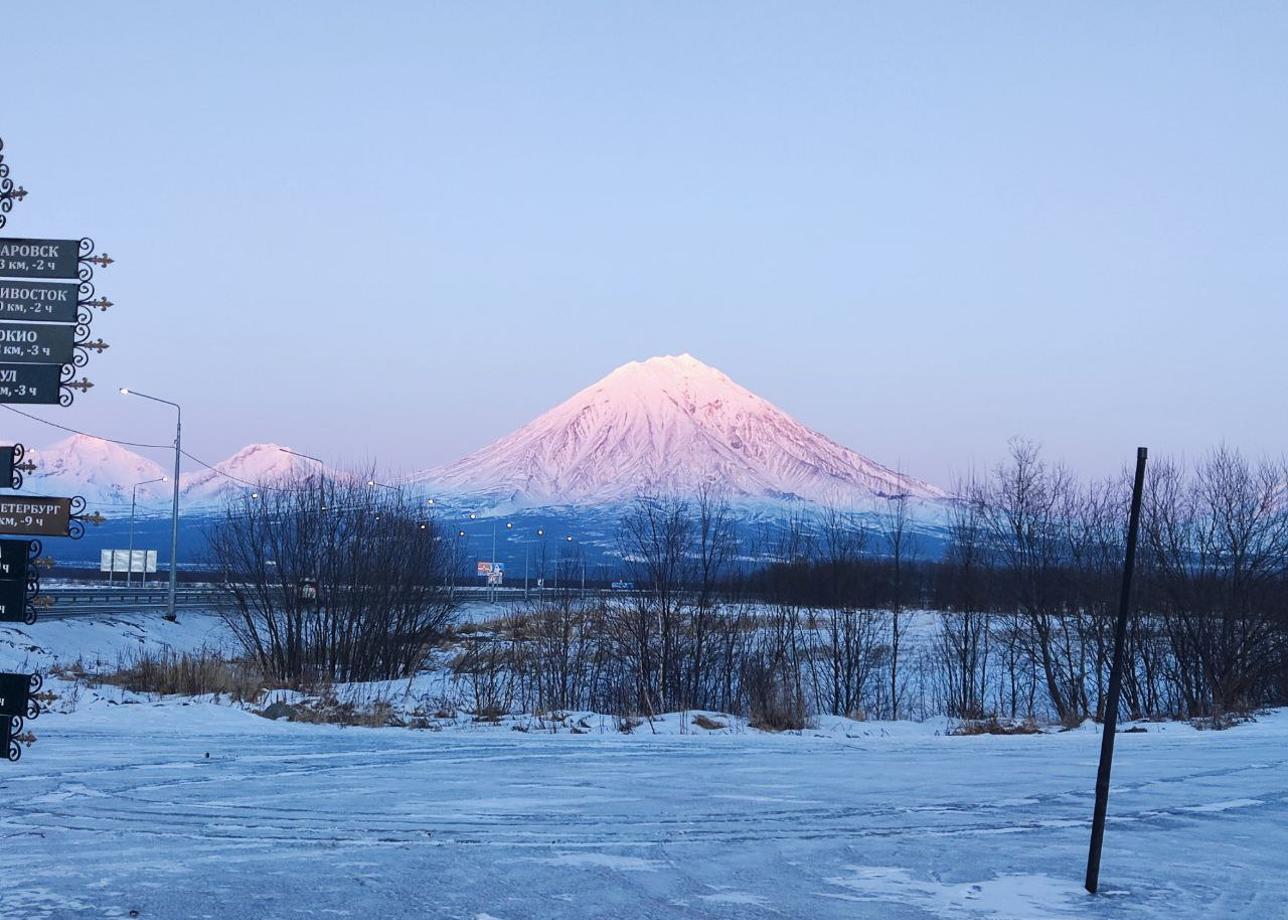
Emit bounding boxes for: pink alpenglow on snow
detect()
[416,354,944,506]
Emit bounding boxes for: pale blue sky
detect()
[3,2,1285,486]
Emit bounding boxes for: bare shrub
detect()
[209,472,458,685]
[453,637,515,720]
[744,658,811,731]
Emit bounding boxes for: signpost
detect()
[0,137,111,763]
[0,280,83,322]
[0,363,66,404]
[0,496,73,537]
[0,322,75,364]
[0,537,40,625]
[0,672,43,761]
[0,238,83,279]
[0,579,33,624]
[0,538,33,579]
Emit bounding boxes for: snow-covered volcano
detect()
[15,435,170,508]
[2,437,323,512]
[418,354,942,505]
[179,442,317,505]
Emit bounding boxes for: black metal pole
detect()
[1085,446,1148,894]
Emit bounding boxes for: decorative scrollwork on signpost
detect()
[3,715,22,762]
[0,673,42,761]
[5,443,37,490]
[0,138,28,231]
[67,495,102,541]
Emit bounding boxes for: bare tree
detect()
[209,472,457,685]
[879,488,918,720]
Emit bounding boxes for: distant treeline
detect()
[206,443,1288,728]
[528,440,1286,726]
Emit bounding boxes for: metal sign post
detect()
[1085,446,1149,894]
[0,279,84,322]
[0,137,113,763]
[0,672,43,762]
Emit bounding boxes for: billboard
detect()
[476,561,505,575]
[100,549,158,574]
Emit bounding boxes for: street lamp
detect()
[127,476,166,587]
[280,447,329,515]
[120,387,181,621]
[565,534,585,597]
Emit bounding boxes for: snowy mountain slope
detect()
[3,437,324,512]
[12,435,169,509]
[417,354,944,506]
[179,442,319,505]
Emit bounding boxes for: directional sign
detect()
[0,539,30,581]
[0,280,80,323]
[0,580,29,623]
[0,673,35,718]
[0,238,81,280]
[0,714,19,761]
[0,322,74,365]
[0,362,62,404]
[0,446,11,487]
[0,496,71,537]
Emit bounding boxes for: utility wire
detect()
[1,404,311,494]
[2,404,171,449]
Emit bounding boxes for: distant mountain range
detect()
[4,355,945,517]
[10,436,316,514]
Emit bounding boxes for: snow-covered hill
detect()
[416,354,943,506]
[16,435,169,509]
[2,437,322,513]
[179,442,318,505]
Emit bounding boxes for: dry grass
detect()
[71,648,270,703]
[691,714,727,731]
[282,690,401,728]
[747,681,812,732]
[951,716,1041,736]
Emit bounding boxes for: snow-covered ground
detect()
[1,615,1284,919]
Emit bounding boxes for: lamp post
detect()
[280,447,325,503]
[453,528,466,596]
[120,388,181,621]
[525,527,543,600]
[127,476,167,587]
[565,534,585,598]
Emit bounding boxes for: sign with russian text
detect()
[0,579,30,623]
[0,539,29,581]
[0,238,81,280]
[0,280,80,323]
[0,363,62,404]
[0,672,34,718]
[0,496,71,537]
[0,322,74,364]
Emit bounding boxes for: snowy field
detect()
[1,614,1284,919]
